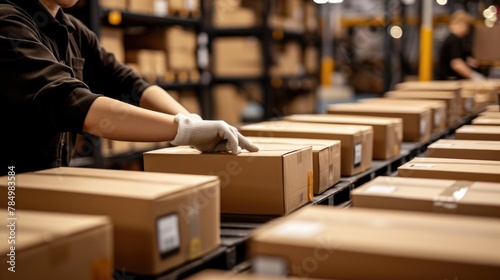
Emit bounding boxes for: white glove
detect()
[170,114,259,154]
[470,71,485,81]
[187,113,203,121]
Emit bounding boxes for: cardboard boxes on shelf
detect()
[270,42,303,76]
[100,27,125,63]
[248,205,500,279]
[398,157,500,183]
[245,137,341,194]
[358,98,447,132]
[125,49,167,82]
[384,90,461,126]
[284,114,402,160]
[240,121,373,176]
[327,103,432,142]
[394,80,461,92]
[352,176,500,218]
[0,210,112,280]
[472,116,500,126]
[455,125,500,141]
[144,144,313,215]
[0,167,220,276]
[213,84,248,125]
[473,24,500,62]
[100,0,127,10]
[212,37,263,77]
[427,139,500,161]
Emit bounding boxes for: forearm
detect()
[451,58,474,78]
[139,85,191,116]
[83,96,178,142]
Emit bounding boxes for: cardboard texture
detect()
[473,24,500,61]
[472,116,500,126]
[352,176,500,218]
[398,157,500,183]
[248,205,500,280]
[100,28,125,63]
[486,105,500,112]
[0,210,112,280]
[125,49,167,80]
[239,121,373,176]
[358,98,447,131]
[327,103,432,142]
[427,139,500,161]
[384,90,461,125]
[186,270,324,280]
[283,114,402,160]
[245,137,341,194]
[213,7,257,27]
[270,42,303,76]
[394,81,461,92]
[213,84,248,125]
[144,144,313,215]
[100,0,127,10]
[455,125,500,141]
[0,167,220,276]
[480,111,500,118]
[213,37,262,77]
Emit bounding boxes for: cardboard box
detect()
[125,26,197,52]
[270,42,303,76]
[213,84,248,125]
[427,139,500,161]
[213,37,262,77]
[144,144,313,215]
[0,210,112,280]
[0,167,220,275]
[240,121,373,176]
[473,24,500,61]
[472,116,500,126]
[486,104,499,112]
[384,90,461,126]
[327,103,432,142]
[455,125,500,141]
[248,205,500,279]
[187,270,323,280]
[128,0,155,14]
[125,49,167,80]
[100,0,127,10]
[100,27,124,63]
[213,7,257,28]
[394,80,461,92]
[398,157,500,183]
[304,46,318,73]
[245,137,341,194]
[459,93,475,116]
[282,91,317,115]
[352,176,500,218]
[358,98,447,132]
[480,111,500,118]
[168,90,201,115]
[284,114,402,160]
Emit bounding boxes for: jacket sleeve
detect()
[74,17,151,106]
[0,8,100,133]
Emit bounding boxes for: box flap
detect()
[0,210,110,253]
[429,139,500,151]
[245,136,340,152]
[284,114,402,125]
[145,144,310,157]
[329,103,431,114]
[241,121,372,135]
[456,125,500,134]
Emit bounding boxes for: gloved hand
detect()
[470,71,485,81]
[187,113,203,121]
[170,114,259,154]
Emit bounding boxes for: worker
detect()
[436,10,484,81]
[0,0,258,173]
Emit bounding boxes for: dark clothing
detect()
[0,0,149,173]
[436,33,471,80]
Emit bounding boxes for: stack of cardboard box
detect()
[0,168,221,277]
[212,37,262,77]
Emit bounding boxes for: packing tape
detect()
[433,181,471,213]
[308,171,314,201]
[188,194,202,259]
[91,258,111,280]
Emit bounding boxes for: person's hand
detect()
[170,114,259,154]
[188,113,203,121]
[470,71,485,81]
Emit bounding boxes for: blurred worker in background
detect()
[436,10,485,81]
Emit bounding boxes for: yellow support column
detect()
[321,57,334,86]
[419,0,433,81]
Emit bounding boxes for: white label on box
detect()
[252,256,287,276]
[273,220,324,238]
[154,0,167,17]
[410,164,435,168]
[434,110,442,129]
[465,99,474,112]
[432,142,455,148]
[420,117,427,136]
[185,0,196,10]
[354,143,362,167]
[156,213,180,257]
[365,185,397,194]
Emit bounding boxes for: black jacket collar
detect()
[8,0,76,32]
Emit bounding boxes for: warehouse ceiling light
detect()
[313,0,343,3]
[313,0,328,4]
[328,0,344,3]
[436,0,447,5]
[389,26,403,39]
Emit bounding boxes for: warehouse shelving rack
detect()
[202,0,321,120]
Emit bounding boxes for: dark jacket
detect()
[0,0,149,173]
